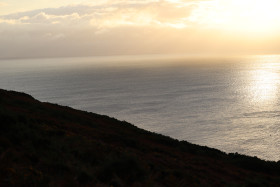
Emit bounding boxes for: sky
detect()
[1,0,280,59]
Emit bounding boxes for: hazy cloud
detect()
[0,1,200,59]
[0,2,7,7]
[1,1,196,27]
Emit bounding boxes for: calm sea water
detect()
[1,55,280,161]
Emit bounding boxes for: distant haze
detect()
[1,0,280,59]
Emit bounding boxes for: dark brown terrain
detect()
[0,89,280,186]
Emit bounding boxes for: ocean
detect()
[1,55,280,161]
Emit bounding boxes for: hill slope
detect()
[0,89,280,186]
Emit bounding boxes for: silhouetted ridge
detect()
[0,88,280,186]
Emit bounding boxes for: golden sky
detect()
[1,0,280,59]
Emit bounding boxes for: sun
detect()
[195,0,280,34]
[229,0,280,31]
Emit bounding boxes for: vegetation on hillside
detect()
[0,89,280,186]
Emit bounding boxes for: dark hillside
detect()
[0,89,280,186]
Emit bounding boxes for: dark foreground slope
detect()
[0,89,280,186]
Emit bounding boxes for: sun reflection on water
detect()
[247,59,280,104]
[250,70,278,102]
